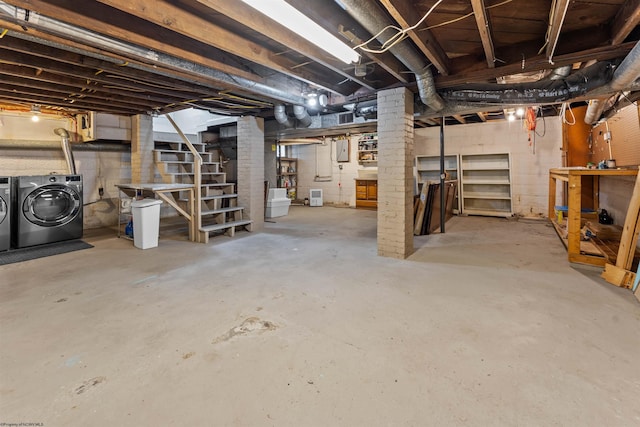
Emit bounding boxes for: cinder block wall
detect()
[415,119,563,217]
[294,135,368,206]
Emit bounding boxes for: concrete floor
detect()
[1,206,639,426]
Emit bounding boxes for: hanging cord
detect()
[560,102,576,125]
[535,108,546,138]
[423,0,514,30]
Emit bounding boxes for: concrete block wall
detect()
[415,118,563,217]
[237,116,265,230]
[0,112,130,230]
[376,87,414,259]
[293,136,367,206]
[131,114,154,183]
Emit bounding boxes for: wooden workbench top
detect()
[549,167,638,176]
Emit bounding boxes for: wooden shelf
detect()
[460,153,512,217]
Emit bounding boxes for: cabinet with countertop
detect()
[355,178,377,209]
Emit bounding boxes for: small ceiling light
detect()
[516,107,525,117]
[241,0,360,64]
[507,113,516,122]
[30,104,41,122]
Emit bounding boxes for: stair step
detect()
[167,172,225,176]
[202,194,237,200]
[202,207,244,215]
[200,219,252,233]
[160,160,220,166]
[202,183,234,188]
[178,193,237,202]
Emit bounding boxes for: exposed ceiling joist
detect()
[611,0,640,45]
[470,0,496,68]
[545,0,571,63]
[477,112,487,122]
[93,0,349,96]
[194,0,375,91]
[378,0,450,75]
[452,114,467,124]
[439,42,636,88]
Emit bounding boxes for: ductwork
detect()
[441,61,613,105]
[54,128,76,174]
[274,104,294,128]
[584,98,608,124]
[610,40,640,91]
[293,105,312,128]
[584,40,640,123]
[339,0,445,112]
[549,65,572,80]
[0,1,306,106]
[0,140,129,152]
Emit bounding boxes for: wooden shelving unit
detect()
[277,157,297,200]
[460,153,512,217]
[357,133,378,164]
[416,154,460,213]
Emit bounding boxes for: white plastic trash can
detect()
[131,198,163,249]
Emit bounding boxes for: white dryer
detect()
[15,175,83,248]
[0,177,11,251]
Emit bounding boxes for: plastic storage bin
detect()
[131,198,163,249]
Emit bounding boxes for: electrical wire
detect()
[423,0,514,30]
[560,102,576,125]
[354,0,446,54]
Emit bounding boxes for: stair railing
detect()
[166,114,203,241]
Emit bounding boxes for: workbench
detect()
[115,183,196,242]
[548,167,638,266]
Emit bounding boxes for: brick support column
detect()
[377,87,414,259]
[131,114,154,183]
[237,116,265,231]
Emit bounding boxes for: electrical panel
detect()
[336,138,350,162]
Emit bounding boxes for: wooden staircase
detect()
[154,138,252,242]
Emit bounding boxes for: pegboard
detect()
[590,104,640,167]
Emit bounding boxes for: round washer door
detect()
[23,184,81,227]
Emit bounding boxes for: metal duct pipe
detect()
[293,105,312,128]
[0,1,306,106]
[0,140,130,152]
[584,41,640,123]
[54,128,76,174]
[339,0,445,111]
[611,40,640,91]
[549,65,572,80]
[441,61,612,106]
[584,98,608,124]
[274,104,294,128]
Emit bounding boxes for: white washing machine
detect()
[0,177,11,251]
[15,175,83,248]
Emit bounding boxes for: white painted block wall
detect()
[415,118,563,217]
[293,135,373,206]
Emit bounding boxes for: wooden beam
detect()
[194,0,375,91]
[452,114,466,124]
[477,111,487,122]
[93,0,350,95]
[546,0,571,62]
[0,0,258,83]
[0,90,135,115]
[470,0,495,68]
[378,0,450,75]
[438,42,636,88]
[611,0,640,45]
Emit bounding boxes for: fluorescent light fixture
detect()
[241,0,360,64]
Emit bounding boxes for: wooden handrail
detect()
[166,114,203,241]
